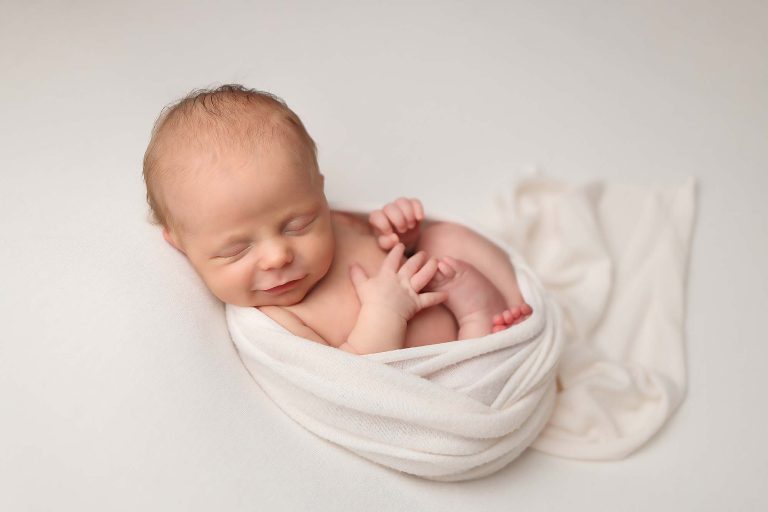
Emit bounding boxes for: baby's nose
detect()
[258,239,294,270]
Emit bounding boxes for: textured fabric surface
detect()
[504,175,696,459]
[226,175,696,480]
[227,246,562,481]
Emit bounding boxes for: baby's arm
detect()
[343,243,446,354]
[369,198,424,254]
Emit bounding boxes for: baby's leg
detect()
[425,256,508,339]
[417,221,532,336]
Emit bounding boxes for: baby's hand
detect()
[369,197,424,251]
[349,243,446,321]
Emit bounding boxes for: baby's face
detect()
[162,138,335,307]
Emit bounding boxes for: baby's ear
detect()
[162,227,186,255]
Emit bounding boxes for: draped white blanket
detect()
[225,175,696,481]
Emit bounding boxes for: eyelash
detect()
[285,218,313,234]
[221,245,250,259]
[219,218,315,259]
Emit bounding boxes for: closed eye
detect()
[285,216,316,234]
[218,244,250,259]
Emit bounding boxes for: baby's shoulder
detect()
[330,210,373,237]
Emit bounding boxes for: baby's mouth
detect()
[260,277,304,294]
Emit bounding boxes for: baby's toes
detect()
[502,308,519,324]
[512,306,535,325]
[494,304,533,330]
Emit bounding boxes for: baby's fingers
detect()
[377,233,400,250]
[409,257,438,291]
[417,291,447,310]
[411,198,424,222]
[349,263,369,291]
[398,250,427,278]
[381,243,406,273]
[383,203,409,233]
[394,198,418,229]
[369,210,394,236]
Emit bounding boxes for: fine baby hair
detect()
[141,84,318,231]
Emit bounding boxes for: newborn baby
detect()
[143,85,532,354]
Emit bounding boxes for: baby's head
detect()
[143,84,335,307]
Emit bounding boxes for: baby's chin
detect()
[257,292,305,307]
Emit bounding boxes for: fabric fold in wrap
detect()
[226,251,563,482]
[225,175,696,481]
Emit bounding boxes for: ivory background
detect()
[2,1,766,510]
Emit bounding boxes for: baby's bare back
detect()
[283,211,458,348]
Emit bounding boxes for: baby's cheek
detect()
[209,264,251,303]
[304,230,332,259]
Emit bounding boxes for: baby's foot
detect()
[491,304,534,333]
[426,256,529,339]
